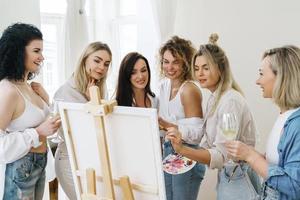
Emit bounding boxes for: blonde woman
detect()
[158,36,205,200]
[54,41,112,199]
[166,34,261,199]
[226,46,300,199]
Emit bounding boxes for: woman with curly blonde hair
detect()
[158,36,205,200]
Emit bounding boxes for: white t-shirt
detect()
[266,108,298,164]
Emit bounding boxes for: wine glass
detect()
[48,99,63,144]
[220,113,238,164]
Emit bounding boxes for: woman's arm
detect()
[181,82,203,118]
[226,129,300,199]
[178,82,204,144]
[0,84,39,163]
[0,83,19,132]
[166,127,211,165]
[207,95,256,169]
[226,140,268,177]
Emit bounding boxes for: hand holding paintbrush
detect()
[164,127,184,154]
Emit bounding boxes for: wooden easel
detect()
[80,86,134,200]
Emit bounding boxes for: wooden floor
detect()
[49,178,58,200]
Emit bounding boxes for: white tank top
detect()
[6,83,49,132]
[159,79,193,122]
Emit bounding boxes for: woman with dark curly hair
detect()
[116,52,158,108]
[0,23,60,200]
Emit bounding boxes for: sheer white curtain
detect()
[64,0,89,79]
[150,0,178,42]
[63,0,161,95]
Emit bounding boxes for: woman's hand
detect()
[36,115,61,137]
[165,127,183,154]
[225,140,256,162]
[158,117,178,130]
[31,82,49,105]
[85,77,96,101]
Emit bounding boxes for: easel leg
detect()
[86,168,96,195]
[120,176,134,200]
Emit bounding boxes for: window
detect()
[106,0,139,97]
[120,0,137,16]
[40,0,159,99]
[40,0,67,98]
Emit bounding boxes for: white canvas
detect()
[59,102,166,200]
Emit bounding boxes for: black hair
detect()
[116,52,155,107]
[0,23,43,81]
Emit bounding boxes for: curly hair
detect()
[0,23,43,81]
[159,36,196,81]
[116,52,155,107]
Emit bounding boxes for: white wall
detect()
[0,0,41,80]
[173,0,300,199]
[0,0,40,30]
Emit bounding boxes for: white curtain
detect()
[64,0,89,79]
[150,0,178,42]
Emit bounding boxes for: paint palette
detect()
[163,153,196,175]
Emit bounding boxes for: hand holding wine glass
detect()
[220,112,239,182]
[35,115,61,137]
[220,113,238,163]
[48,99,63,143]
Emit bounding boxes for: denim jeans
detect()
[217,163,261,200]
[3,152,47,200]
[260,184,279,200]
[163,141,206,200]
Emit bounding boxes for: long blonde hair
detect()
[74,41,112,98]
[263,45,300,110]
[192,33,243,114]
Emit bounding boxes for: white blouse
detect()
[200,89,257,169]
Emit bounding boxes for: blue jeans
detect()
[3,152,47,200]
[260,184,279,200]
[163,141,206,200]
[217,163,261,200]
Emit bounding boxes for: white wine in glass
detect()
[221,113,238,140]
[221,113,238,164]
[222,129,237,140]
[48,99,63,144]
